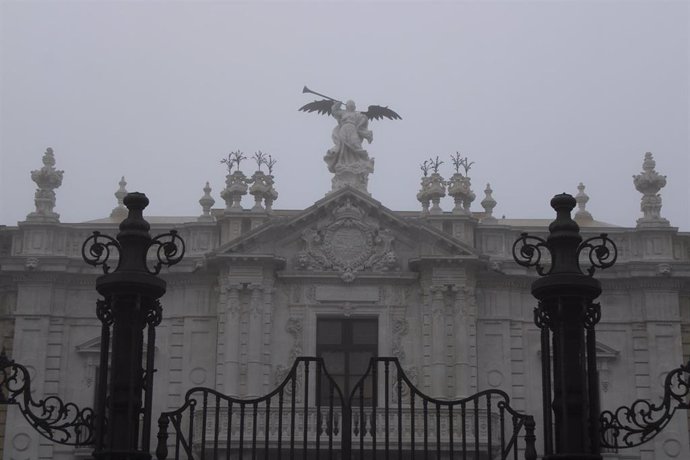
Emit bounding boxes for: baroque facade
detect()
[1,149,689,460]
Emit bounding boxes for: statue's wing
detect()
[365,105,402,121]
[298,99,333,115]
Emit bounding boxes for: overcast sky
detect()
[1,1,688,230]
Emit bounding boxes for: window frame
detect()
[316,316,378,402]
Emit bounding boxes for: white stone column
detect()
[246,284,264,395]
[222,284,242,395]
[430,285,447,397]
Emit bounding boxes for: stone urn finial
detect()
[633,152,669,227]
[27,147,64,222]
[249,170,269,211]
[574,182,593,222]
[264,173,278,213]
[417,157,446,215]
[446,153,476,215]
[248,151,279,212]
[480,183,497,222]
[220,151,249,212]
[426,156,446,214]
[447,174,475,214]
[110,176,129,220]
[417,160,432,215]
[198,182,215,221]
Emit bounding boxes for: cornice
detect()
[10,272,99,285]
[476,276,534,290]
[276,270,418,283]
[206,253,286,268]
[161,272,218,287]
[600,277,688,291]
[408,256,480,271]
[476,273,689,292]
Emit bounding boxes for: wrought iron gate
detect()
[155,357,536,460]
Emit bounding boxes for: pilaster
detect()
[429,285,447,397]
[261,286,275,390]
[453,286,476,397]
[222,284,242,395]
[246,283,264,395]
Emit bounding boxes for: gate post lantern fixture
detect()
[513,193,617,460]
[82,192,184,460]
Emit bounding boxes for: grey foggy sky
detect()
[1,1,688,230]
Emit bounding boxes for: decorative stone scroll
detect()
[294,199,399,281]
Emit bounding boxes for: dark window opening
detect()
[316,317,378,403]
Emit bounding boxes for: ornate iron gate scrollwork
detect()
[0,350,95,446]
[600,360,690,450]
[156,357,537,459]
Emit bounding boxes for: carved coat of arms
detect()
[295,200,398,281]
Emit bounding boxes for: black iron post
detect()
[513,193,616,460]
[82,193,184,460]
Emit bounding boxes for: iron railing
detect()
[156,356,537,459]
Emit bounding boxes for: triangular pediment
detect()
[538,341,619,361]
[76,336,103,354]
[209,187,478,278]
[75,336,156,354]
[595,342,619,360]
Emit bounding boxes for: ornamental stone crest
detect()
[295,199,398,281]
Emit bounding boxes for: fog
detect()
[1,1,688,229]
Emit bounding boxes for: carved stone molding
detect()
[285,316,304,361]
[463,286,478,317]
[306,284,316,302]
[476,277,534,290]
[225,285,242,316]
[341,303,356,317]
[601,278,684,291]
[291,284,303,303]
[595,342,620,393]
[11,272,63,284]
[657,263,672,276]
[249,285,264,316]
[393,365,419,400]
[163,272,217,287]
[25,257,39,270]
[391,317,409,362]
[273,364,301,400]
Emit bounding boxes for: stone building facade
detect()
[1,149,689,459]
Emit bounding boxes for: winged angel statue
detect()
[300,86,401,192]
